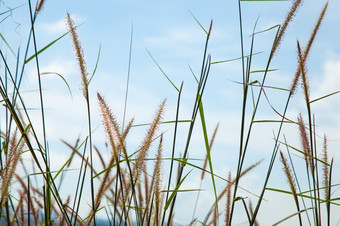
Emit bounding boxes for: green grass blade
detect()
[189,11,208,34]
[310,90,340,103]
[88,44,101,84]
[253,120,292,123]
[211,52,262,64]
[40,72,73,98]
[131,119,191,127]
[188,65,199,83]
[0,4,24,16]
[251,24,281,36]
[161,82,183,226]
[272,207,315,226]
[266,187,340,205]
[250,69,278,73]
[198,95,219,215]
[172,158,262,198]
[232,79,290,92]
[164,170,192,211]
[278,141,330,166]
[24,30,71,64]
[146,49,179,92]
[0,33,16,56]
[53,138,87,180]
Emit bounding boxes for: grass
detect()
[0,0,339,225]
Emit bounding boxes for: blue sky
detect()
[2,0,340,224]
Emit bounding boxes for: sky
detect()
[1,0,340,225]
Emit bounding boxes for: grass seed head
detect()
[35,0,46,13]
[322,135,330,200]
[297,113,311,167]
[66,12,89,100]
[272,0,304,56]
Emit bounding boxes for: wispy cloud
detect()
[38,14,85,35]
[144,25,205,53]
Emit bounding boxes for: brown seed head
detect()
[66,12,89,99]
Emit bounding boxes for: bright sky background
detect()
[1,0,340,225]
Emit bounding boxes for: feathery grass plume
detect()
[279,151,302,225]
[90,93,126,224]
[14,173,39,224]
[33,196,44,209]
[326,158,333,225]
[103,176,118,194]
[11,192,25,224]
[14,192,25,224]
[220,160,262,202]
[88,153,115,225]
[121,118,134,144]
[153,134,163,226]
[35,0,46,13]
[289,63,300,96]
[297,113,311,168]
[97,92,134,219]
[305,2,328,57]
[322,135,329,201]
[130,100,166,186]
[201,123,219,180]
[0,129,24,208]
[297,41,310,104]
[144,163,151,222]
[204,160,262,223]
[293,2,328,89]
[97,93,133,155]
[271,0,303,56]
[97,93,120,161]
[62,140,99,175]
[95,146,106,169]
[66,12,89,99]
[225,172,232,226]
[137,180,144,211]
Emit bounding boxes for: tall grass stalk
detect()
[1,1,339,225]
[66,12,96,225]
[167,21,213,225]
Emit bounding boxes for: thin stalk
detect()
[161,82,183,226]
[86,96,96,225]
[230,14,271,224]
[0,50,71,223]
[28,175,30,226]
[75,157,89,226]
[250,93,291,225]
[313,116,321,224]
[327,159,333,226]
[122,22,133,131]
[235,0,305,223]
[27,1,51,223]
[298,41,319,224]
[71,141,88,225]
[283,135,312,226]
[167,47,211,225]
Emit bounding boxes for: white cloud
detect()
[39,14,85,35]
[39,18,67,35]
[316,55,340,95]
[145,25,204,46]
[39,59,78,78]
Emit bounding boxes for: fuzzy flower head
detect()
[66,12,89,100]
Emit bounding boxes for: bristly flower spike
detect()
[66,12,89,100]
